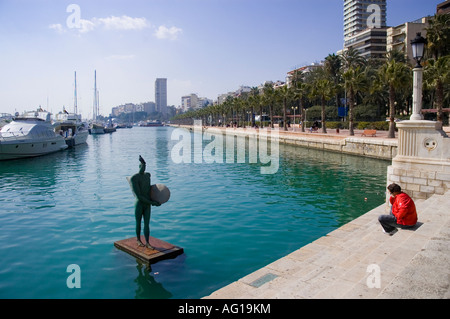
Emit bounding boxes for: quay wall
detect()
[170,125,398,161]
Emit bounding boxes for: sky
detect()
[0,0,443,118]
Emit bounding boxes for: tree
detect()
[340,47,366,71]
[309,68,334,133]
[277,84,291,131]
[426,14,450,60]
[343,66,368,135]
[377,59,411,138]
[263,82,275,128]
[324,53,343,108]
[292,81,308,132]
[424,55,450,122]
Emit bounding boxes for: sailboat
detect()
[89,70,105,134]
[54,71,89,147]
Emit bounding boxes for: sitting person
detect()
[310,121,319,132]
[378,183,418,235]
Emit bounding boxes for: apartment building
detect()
[342,0,387,59]
[387,17,430,65]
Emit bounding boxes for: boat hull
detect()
[89,127,105,134]
[65,130,89,147]
[0,138,68,161]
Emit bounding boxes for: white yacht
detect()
[0,110,68,160]
[54,111,89,147]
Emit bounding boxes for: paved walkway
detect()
[204,190,450,299]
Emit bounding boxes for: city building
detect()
[344,0,387,39]
[143,102,156,114]
[437,0,450,14]
[181,94,212,111]
[387,17,430,65]
[286,62,324,87]
[155,78,167,114]
[342,0,387,59]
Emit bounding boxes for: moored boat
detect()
[0,109,68,160]
[139,120,164,127]
[54,111,89,147]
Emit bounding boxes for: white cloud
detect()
[94,16,149,31]
[48,23,65,34]
[78,19,96,33]
[154,25,183,40]
[49,15,149,34]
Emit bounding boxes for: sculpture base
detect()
[114,236,184,264]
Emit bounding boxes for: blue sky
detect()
[0,0,442,118]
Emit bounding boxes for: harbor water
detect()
[0,126,389,299]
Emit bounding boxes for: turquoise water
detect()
[0,127,389,299]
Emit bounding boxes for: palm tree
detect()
[377,59,411,138]
[324,53,343,108]
[426,14,450,60]
[277,84,291,131]
[292,81,308,132]
[263,82,275,128]
[341,47,366,71]
[343,66,368,136]
[424,56,450,122]
[309,68,334,133]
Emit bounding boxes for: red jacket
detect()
[390,192,417,226]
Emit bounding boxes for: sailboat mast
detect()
[74,71,78,114]
[93,70,97,121]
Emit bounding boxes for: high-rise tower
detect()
[344,0,387,40]
[342,0,388,59]
[155,78,167,115]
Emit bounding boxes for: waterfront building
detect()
[437,0,450,14]
[286,62,324,87]
[386,17,430,65]
[342,0,387,59]
[143,102,156,114]
[155,78,167,114]
[182,94,213,111]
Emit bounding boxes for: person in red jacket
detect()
[378,183,418,235]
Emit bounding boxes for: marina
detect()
[0,126,389,298]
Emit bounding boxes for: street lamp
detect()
[411,32,426,68]
[291,106,298,131]
[410,32,427,120]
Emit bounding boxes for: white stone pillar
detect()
[410,67,424,121]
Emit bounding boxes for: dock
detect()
[204,190,450,299]
[114,236,184,264]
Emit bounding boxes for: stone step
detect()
[204,190,450,299]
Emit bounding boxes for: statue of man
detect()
[130,155,160,249]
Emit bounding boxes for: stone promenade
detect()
[204,190,450,299]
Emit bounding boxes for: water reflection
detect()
[134,262,172,299]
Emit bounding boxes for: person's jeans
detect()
[378,207,415,233]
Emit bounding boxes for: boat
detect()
[139,120,164,127]
[0,109,68,160]
[103,117,116,133]
[53,73,89,147]
[54,110,89,147]
[88,70,114,134]
[89,122,105,134]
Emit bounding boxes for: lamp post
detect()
[410,32,427,121]
[291,106,297,131]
